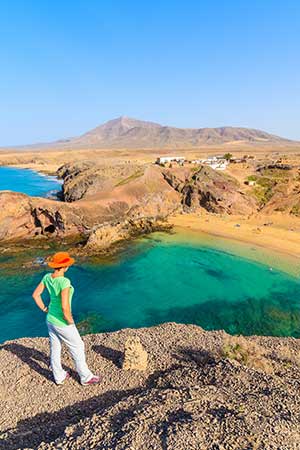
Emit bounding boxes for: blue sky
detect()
[0,0,299,145]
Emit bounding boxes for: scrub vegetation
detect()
[115,169,145,187]
[221,335,273,374]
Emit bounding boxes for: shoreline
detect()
[0,164,63,202]
[1,163,300,275]
[1,211,299,277]
[0,161,60,177]
[168,212,300,276]
[0,162,60,178]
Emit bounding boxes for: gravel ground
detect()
[1,323,300,449]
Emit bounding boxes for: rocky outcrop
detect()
[57,161,96,201]
[0,165,179,249]
[0,191,83,241]
[0,192,34,241]
[57,161,146,202]
[248,166,300,213]
[86,217,172,251]
[0,161,264,249]
[163,165,257,215]
[257,163,292,172]
[2,323,300,449]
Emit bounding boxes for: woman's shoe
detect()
[82,375,101,386]
[56,372,70,385]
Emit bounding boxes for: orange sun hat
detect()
[47,252,75,269]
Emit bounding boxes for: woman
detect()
[32,251,100,386]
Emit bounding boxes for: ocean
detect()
[1,167,300,343]
[0,166,62,198]
[1,236,300,342]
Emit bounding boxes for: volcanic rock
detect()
[0,165,179,250]
[0,191,82,241]
[86,218,172,251]
[163,165,257,214]
[57,161,145,202]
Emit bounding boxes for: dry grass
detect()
[221,335,274,374]
[115,169,145,186]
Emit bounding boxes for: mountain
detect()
[62,116,292,148]
[71,116,162,146]
[9,116,294,150]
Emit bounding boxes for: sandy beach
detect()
[169,212,300,275]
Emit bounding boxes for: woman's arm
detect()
[61,288,74,325]
[32,283,48,313]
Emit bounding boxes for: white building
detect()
[212,160,229,171]
[156,156,185,165]
[191,156,229,171]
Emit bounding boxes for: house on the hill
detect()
[191,156,229,171]
[156,156,185,166]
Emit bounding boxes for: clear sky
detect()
[0,0,299,145]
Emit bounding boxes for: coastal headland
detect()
[2,135,300,260]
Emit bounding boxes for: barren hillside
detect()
[5,116,294,150]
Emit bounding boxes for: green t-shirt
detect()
[42,273,74,327]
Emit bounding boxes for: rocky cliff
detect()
[0,164,181,250]
[57,161,145,202]
[163,165,257,215]
[0,160,263,251]
[0,191,82,241]
[1,323,300,449]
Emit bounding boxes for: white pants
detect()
[47,321,93,384]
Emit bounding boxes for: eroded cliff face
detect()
[0,165,181,248]
[57,161,146,202]
[163,165,257,215]
[0,192,83,241]
[0,163,260,250]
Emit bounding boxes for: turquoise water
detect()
[0,166,62,197]
[1,238,300,343]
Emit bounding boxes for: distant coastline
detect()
[0,165,62,197]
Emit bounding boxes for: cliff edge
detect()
[1,323,300,449]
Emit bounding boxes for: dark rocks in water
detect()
[34,256,47,266]
[86,217,172,252]
[45,189,63,201]
[76,313,117,335]
[21,256,48,269]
